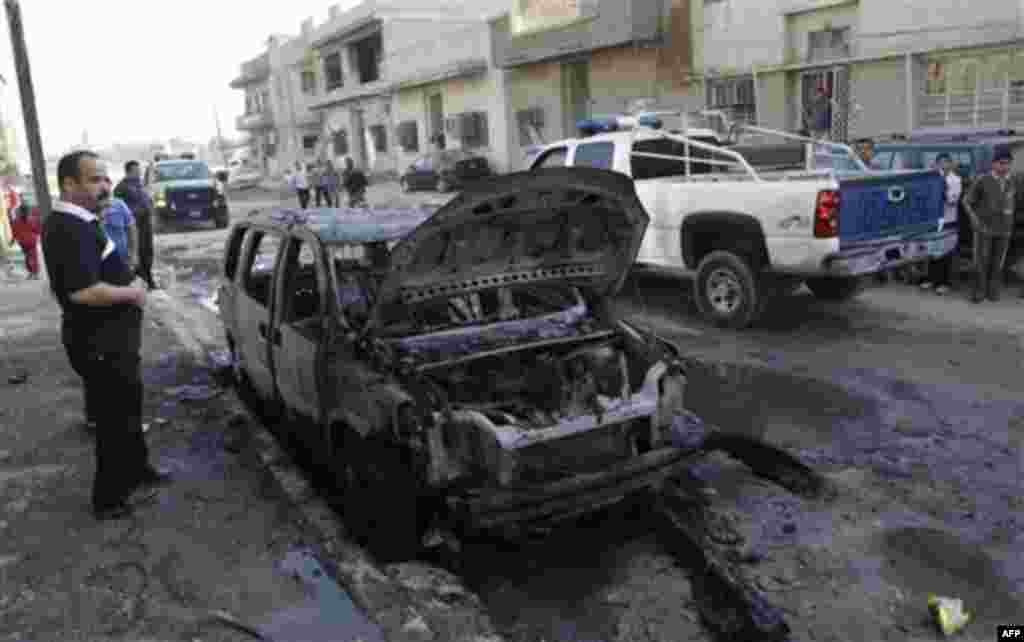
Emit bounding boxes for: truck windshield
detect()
[155,162,211,182]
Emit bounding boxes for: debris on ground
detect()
[928,594,971,636]
[166,384,223,402]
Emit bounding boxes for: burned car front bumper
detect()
[445,446,693,533]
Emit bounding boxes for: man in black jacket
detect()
[342,157,368,207]
[114,160,158,289]
[43,151,171,520]
[962,147,1022,302]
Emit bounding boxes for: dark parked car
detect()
[218,168,699,561]
[874,133,1024,272]
[399,149,492,193]
[146,159,230,232]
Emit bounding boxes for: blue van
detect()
[873,131,1024,272]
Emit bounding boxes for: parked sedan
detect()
[218,168,698,562]
[399,150,492,193]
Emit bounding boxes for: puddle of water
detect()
[254,547,384,642]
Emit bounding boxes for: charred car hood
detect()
[373,167,649,314]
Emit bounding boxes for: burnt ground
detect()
[143,189,1024,642]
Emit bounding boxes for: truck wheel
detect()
[694,250,764,329]
[805,276,863,301]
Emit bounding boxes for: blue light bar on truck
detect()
[577,114,664,137]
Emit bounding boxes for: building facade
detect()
[489,0,702,170]
[305,0,507,178]
[699,0,1024,141]
[230,52,274,173]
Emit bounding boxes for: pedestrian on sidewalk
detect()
[10,201,42,279]
[919,153,962,295]
[962,147,1022,303]
[322,160,340,207]
[42,150,171,521]
[342,157,368,208]
[312,162,328,208]
[100,192,138,272]
[115,161,158,290]
[288,162,310,209]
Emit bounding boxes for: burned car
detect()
[219,168,703,560]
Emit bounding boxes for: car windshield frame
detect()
[154,162,212,182]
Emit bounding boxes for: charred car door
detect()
[236,227,284,401]
[272,231,328,423]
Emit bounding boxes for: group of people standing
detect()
[286,157,368,209]
[855,139,1023,303]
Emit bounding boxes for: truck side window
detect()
[533,147,568,169]
[632,138,712,180]
[573,142,615,170]
[873,151,894,170]
[243,231,282,308]
[224,227,246,281]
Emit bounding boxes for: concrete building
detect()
[489,0,702,170]
[230,52,274,173]
[306,0,506,178]
[698,0,1024,140]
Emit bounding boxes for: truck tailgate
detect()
[837,170,944,244]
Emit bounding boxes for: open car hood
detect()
[371,167,649,319]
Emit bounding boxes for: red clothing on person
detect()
[11,210,42,275]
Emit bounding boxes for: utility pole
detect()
[4,0,50,221]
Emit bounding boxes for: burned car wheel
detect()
[340,431,425,563]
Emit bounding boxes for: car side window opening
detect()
[573,142,615,170]
[873,151,894,170]
[533,147,568,169]
[243,230,282,307]
[331,243,389,329]
[631,138,712,180]
[282,238,323,330]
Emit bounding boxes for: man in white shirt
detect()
[920,153,963,295]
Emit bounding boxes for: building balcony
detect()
[491,0,663,68]
[294,110,323,128]
[236,111,274,131]
[230,55,271,88]
[309,78,391,110]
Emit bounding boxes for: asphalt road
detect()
[151,186,1024,642]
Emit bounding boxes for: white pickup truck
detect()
[528,115,949,328]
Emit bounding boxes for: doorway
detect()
[799,66,850,141]
[351,108,368,169]
[428,93,445,149]
[561,60,591,138]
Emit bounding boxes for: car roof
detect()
[242,207,432,245]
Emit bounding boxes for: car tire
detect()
[400,177,411,193]
[805,276,864,301]
[342,433,424,563]
[436,177,451,193]
[694,250,764,329]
